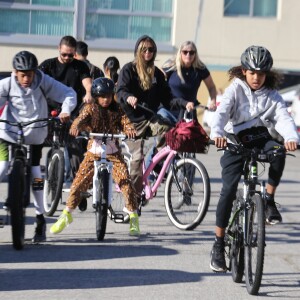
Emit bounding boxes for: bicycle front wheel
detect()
[244,194,265,295]
[43,149,65,216]
[96,169,109,241]
[9,159,26,250]
[230,189,244,283]
[164,157,210,230]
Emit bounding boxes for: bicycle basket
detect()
[165,119,209,153]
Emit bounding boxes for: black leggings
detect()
[216,140,286,229]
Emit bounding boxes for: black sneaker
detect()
[78,197,87,212]
[2,199,9,211]
[265,200,282,225]
[210,242,227,272]
[32,221,46,243]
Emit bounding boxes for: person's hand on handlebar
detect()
[208,99,217,111]
[185,102,194,112]
[214,137,227,148]
[59,112,71,123]
[126,128,136,139]
[127,96,138,109]
[69,127,79,137]
[284,140,298,152]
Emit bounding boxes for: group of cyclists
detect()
[0,35,299,275]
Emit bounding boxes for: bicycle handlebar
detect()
[209,139,300,151]
[79,132,127,140]
[0,117,51,128]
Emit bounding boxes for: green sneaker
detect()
[129,213,140,236]
[50,209,73,234]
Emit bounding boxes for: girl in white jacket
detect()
[209,46,299,273]
[0,51,76,243]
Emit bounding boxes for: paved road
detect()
[0,147,300,299]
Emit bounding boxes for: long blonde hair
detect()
[163,41,206,84]
[133,38,156,90]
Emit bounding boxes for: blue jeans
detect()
[145,108,177,176]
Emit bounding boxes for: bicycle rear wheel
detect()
[43,149,65,216]
[244,194,265,295]
[164,157,210,230]
[9,159,25,250]
[109,153,130,224]
[96,169,109,240]
[230,189,244,283]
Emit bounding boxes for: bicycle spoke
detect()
[165,157,210,230]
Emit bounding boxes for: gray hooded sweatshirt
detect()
[0,70,77,144]
[210,78,299,144]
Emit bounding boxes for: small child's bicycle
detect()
[78,132,127,240]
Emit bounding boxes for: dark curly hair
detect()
[228,65,283,90]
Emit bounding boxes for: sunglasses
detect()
[60,53,74,58]
[182,50,195,56]
[142,47,155,53]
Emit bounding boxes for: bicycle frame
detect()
[241,152,266,246]
[92,142,113,209]
[227,148,266,247]
[143,145,177,200]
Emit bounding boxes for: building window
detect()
[0,0,74,36]
[0,0,173,47]
[224,0,277,17]
[86,0,173,42]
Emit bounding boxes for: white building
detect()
[0,0,299,99]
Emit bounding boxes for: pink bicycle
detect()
[110,140,211,230]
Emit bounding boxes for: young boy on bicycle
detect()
[0,50,76,243]
[209,45,299,272]
[50,77,141,236]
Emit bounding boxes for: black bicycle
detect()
[43,112,66,216]
[0,117,49,250]
[223,143,293,295]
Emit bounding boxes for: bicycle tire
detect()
[164,157,210,230]
[244,193,265,295]
[9,159,25,250]
[43,149,65,216]
[96,169,109,240]
[230,189,245,283]
[109,153,130,224]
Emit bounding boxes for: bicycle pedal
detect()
[113,213,126,223]
[142,199,149,207]
[32,178,44,190]
[80,192,92,198]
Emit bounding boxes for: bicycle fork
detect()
[242,181,265,247]
[92,159,113,209]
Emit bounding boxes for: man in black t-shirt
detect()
[39,36,92,197]
[74,41,104,81]
[39,36,92,116]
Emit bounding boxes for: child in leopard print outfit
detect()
[50,77,140,236]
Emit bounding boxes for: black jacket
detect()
[116,62,183,123]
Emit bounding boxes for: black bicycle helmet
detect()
[12,50,38,71]
[91,77,115,97]
[241,46,273,71]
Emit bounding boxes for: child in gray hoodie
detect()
[0,50,77,243]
